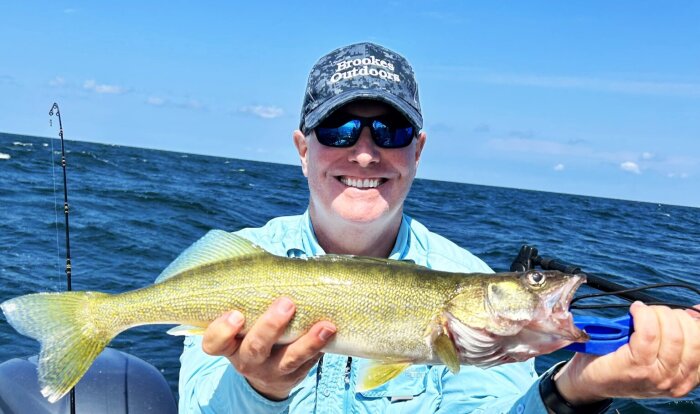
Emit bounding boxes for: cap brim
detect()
[302,90,423,132]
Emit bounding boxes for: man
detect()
[179,42,700,413]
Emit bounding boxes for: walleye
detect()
[1,230,588,403]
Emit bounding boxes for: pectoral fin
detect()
[433,332,460,374]
[167,324,206,336]
[356,361,411,392]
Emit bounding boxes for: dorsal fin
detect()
[312,255,417,267]
[155,230,266,283]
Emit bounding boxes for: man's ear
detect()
[293,130,309,177]
[414,131,427,167]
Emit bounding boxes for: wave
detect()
[12,141,33,147]
[0,152,10,160]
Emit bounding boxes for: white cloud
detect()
[177,99,204,110]
[49,76,66,87]
[239,105,284,119]
[486,137,598,159]
[554,163,565,171]
[620,161,641,174]
[427,66,700,97]
[83,79,126,94]
[481,131,698,178]
[146,96,165,106]
[145,96,206,111]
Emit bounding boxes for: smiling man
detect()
[294,98,424,258]
[178,42,700,413]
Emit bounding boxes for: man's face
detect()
[294,101,426,226]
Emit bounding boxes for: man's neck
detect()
[309,207,402,257]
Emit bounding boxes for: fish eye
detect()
[527,271,546,287]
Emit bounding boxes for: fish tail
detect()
[1,291,114,403]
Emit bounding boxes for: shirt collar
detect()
[388,215,411,260]
[289,209,411,260]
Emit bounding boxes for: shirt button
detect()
[516,403,524,413]
[322,388,330,397]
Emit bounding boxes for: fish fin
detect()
[313,255,418,267]
[156,230,266,283]
[1,291,115,403]
[432,332,460,374]
[445,313,510,367]
[356,361,411,392]
[167,324,206,336]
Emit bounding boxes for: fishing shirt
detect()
[178,211,552,413]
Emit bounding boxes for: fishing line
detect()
[571,282,700,315]
[511,245,699,314]
[571,302,700,314]
[572,282,700,303]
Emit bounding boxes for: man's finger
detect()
[676,309,700,391]
[274,321,336,375]
[628,301,661,366]
[236,297,296,367]
[656,306,684,373]
[202,310,245,358]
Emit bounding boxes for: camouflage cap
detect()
[300,42,422,133]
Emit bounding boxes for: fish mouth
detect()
[557,273,586,315]
[552,273,588,342]
[337,176,387,189]
[536,273,588,342]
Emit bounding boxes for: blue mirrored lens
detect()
[371,121,414,148]
[316,120,361,147]
[315,118,414,148]
[389,126,414,148]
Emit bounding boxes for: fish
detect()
[1,230,588,403]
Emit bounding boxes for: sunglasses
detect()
[310,112,416,148]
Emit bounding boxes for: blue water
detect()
[1,131,698,413]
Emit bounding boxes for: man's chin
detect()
[333,205,392,224]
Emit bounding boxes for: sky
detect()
[1,1,699,207]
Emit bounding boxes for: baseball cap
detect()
[299,42,422,133]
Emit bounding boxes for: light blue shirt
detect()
[178,211,550,413]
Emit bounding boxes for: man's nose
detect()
[349,127,380,166]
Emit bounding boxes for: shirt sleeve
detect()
[178,336,292,414]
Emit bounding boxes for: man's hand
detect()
[201,297,337,400]
[555,302,700,404]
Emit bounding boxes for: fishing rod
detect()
[48,102,76,414]
[510,244,700,312]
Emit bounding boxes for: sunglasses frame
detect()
[308,112,416,149]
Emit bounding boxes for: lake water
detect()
[1,132,698,412]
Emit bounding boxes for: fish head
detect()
[444,270,588,366]
[488,270,587,339]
